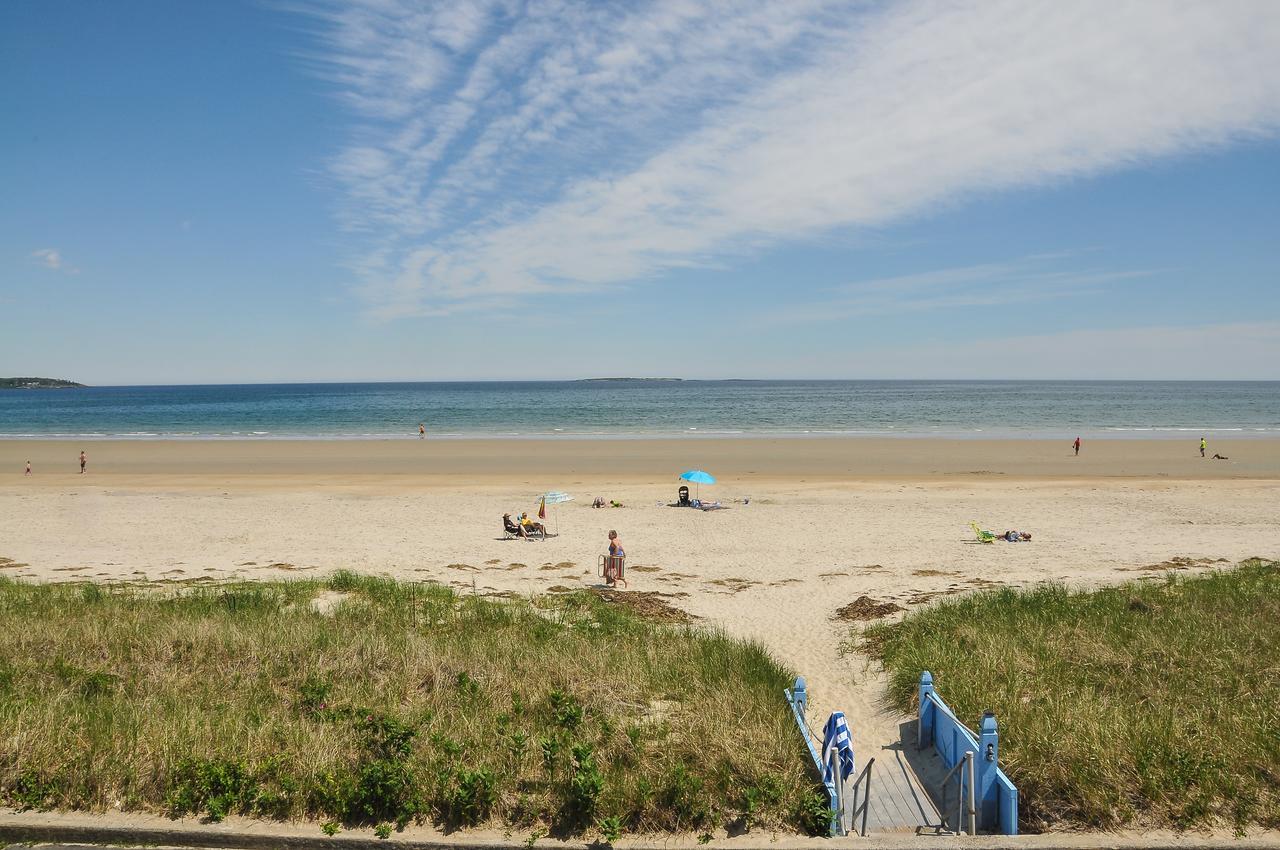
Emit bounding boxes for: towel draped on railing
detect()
[821,711,855,782]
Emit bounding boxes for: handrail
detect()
[918,691,978,744]
[825,746,845,836]
[939,750,976,835]
[785,682,841,836]
[847,757,875,836]
[917,672,1018,835]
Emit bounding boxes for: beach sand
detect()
[2,437,1277,830]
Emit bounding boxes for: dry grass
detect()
[862,559,1280,833]
[0,572,821,838]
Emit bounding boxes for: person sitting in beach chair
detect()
[677,485,691,507]
[519,512,548,539]
[503,513,524,539]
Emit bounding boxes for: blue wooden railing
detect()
[784,677,842,835]
[917,671,1019,835]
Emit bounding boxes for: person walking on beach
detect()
[79,450,86,474]
[1200,436,1207,458]
[1073,436,1081,456]
[604,530,625,586]
[24,460,31,476]
[418,422,425,438]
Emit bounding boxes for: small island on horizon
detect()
[575,377,683,382]
[0,377,85,389]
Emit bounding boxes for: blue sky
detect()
[2,0,1279,383]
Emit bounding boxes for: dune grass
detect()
[0,572,826,838]
[863,559,1280,833]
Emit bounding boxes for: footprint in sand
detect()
[485,559,502,565]
[446,563,478,571]
[631,565,662,573]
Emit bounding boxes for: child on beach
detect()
[1201,436,1207,457]
[80,450,86,473]
[24,460,31,476]
[1073,436,1081,456]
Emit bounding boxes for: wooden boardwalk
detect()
[843,721,950,835]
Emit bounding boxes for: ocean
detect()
[0,380,1276,440]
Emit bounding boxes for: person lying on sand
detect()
[592,497,606,508]
[1001,530,1032,541]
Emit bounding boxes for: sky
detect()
[2,0,1279,384]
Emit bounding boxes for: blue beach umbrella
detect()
[679,469,716,499]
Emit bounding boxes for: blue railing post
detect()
[977,712,999,830]
[793,676,807,715]
[918,671,935,748]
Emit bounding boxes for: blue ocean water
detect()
[0,381,1276,440]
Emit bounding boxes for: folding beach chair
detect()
[969,521,997,544]
[598,554,627,588]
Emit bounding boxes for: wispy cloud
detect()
[306,0,1280,318]
[763,254,1158,324]
[29,248,78,274]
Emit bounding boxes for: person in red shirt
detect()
[1073,437,1081,456]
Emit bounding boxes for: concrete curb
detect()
[2,813,1279,850]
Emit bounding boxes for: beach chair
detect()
[969,521,997,544]
[503,515,523,540]
[598,553,627,588]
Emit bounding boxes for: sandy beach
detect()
[2,437,1277,829]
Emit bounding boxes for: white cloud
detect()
[762,254,1159,324]
[29,248,78,274]
[309,0,1280,318]
[31,248,62,270]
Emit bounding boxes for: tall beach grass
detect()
[0,573,824,837]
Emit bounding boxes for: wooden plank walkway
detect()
[841,721,950,835]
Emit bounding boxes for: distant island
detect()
[576,377,683,382]
[0,377,85,389]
